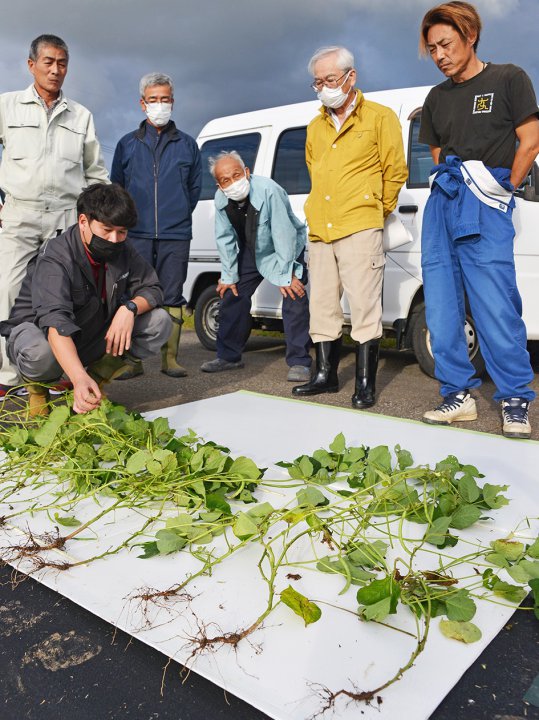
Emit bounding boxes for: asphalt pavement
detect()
[107,327,539,440]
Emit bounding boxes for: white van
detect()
[185,86,539,376]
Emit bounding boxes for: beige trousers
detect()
[0,198,77,385]
[307,228,384,344]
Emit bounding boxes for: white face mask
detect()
[221,173,250,202]
[145,102,172,127]
[317,71,352,109]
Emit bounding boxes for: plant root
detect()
[309,681,382,718]
[2,527,66,560]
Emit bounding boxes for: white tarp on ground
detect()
[1,390,538,720]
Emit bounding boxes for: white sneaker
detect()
[422,390,478,425]
[501,398,531,439]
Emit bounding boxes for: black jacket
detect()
[1,224,164,364]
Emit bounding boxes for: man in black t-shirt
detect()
[418,1,539,439]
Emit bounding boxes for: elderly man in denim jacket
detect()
[200,151,311,381]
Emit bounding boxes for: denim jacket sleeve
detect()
[264,185,304,284]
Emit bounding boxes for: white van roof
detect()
[197,85,433,139]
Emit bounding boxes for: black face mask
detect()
[87,233,124,263]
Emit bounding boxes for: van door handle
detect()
[398,205,418,214]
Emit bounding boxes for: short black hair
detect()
[29,34,69,62]
[77,184,138,228]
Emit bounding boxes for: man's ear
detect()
[245,167,251,179]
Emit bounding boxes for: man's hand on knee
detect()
[216,281,238,299]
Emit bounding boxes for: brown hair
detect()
[419,1,482,56]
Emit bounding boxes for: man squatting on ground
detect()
[0,34,109,396]
[0,184,171,416]
[293,46,408,408]
[200,151,312,382]
[111,72,202,379]
[418,1,539,439]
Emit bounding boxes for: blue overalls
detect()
[421,156,535,402]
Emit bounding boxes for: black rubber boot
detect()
[292,339,341,396]
[351,339,380,409]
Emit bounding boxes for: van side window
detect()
[272,127,311,195]
[198,133,261,201]
[407,114,432,188]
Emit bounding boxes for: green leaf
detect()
[97,444,117,462]
[229,456,261,479]
[491,539,524,562]
[33,405,70,447]
[329,433,346,454]
[298,456,314,477]
[155,528,188,554]
[482,483,509,509]
[126,449,150,474]
[517,559,539,580]
[53,513,81,528]
[367,445,392,471]
[280,585,321,626]
[247,502,274,522]
[137,541,160,559]
[529,578,539,621]
[347,540,387,568]
[205,491,232,515]
[450,504,482,529]
[444,590,476,621]
[458,475,480,503]
[233,512,259,540]
[484,552,510,569]
[165,513,193,533]
[296,487,328,508]
[507,564,530,584]
[526,537,539,559]
[356,577,400,621]
[146,459,162,476]
[395,444,413,470]
[440,620,482,643]
[7,427,29,448]
[312,448,335,468]
[424,516,452,547]
[316,556,374,590]
[491,580,527,604]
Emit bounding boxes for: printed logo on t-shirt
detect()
[473,93,494,114]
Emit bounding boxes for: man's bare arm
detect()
[511,115,539,189]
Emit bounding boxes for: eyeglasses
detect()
[310,70,351,92]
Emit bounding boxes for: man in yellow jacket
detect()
[293,46,407,409]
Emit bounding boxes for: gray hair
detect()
[29,34,69,62]
[208,151,245,178]
[139,72,174,98]
[307,46,354,76]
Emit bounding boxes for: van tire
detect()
[194,285,221,351]
[409,303,485,379]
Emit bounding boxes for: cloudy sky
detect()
[1,0,538,167]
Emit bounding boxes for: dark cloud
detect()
[1,0,537,164]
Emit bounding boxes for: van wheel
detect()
[409,303,485,378]
[194,285,221,351]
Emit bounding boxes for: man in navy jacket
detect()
[111,72,202,378]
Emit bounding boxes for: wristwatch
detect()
[123,300,138,316]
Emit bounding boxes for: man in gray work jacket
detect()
[0,34,109,396]
[111,72,202,379]
[0,184,171,417]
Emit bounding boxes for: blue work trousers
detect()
[421,185,534,402]
[217,247,311,367]
[128,237,190,307]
